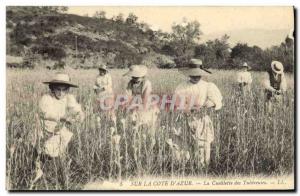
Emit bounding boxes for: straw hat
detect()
[123,65,148,77]
[271,61,284,74]
[43,73,78,88]
[242,62,249,68]
[98,64,108,72]
[180,58,211,76]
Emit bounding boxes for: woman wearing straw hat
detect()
[263,61,287,112]
[237,62,252,95]
[124,65,152,102]
[31,72,84,188]
[94,64,113,96]
[123,65,159,149]
[93,64,115,124]
[174,58,222,168]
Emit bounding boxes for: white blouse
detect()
[237,71,252,84]
[39,94,84,133]
[175,80,223,110]
[95,73,113,93]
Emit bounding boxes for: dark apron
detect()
[265,71,282,101]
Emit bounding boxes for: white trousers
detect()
[188,115,214,165]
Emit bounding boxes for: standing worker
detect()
[93,64,115,124]
[94,64,113,96]
[31,72,84,189]
[237,62,252,95]
[263,61,287,113]
[174,59,223,167]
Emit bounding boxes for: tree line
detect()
[160,20,294,72]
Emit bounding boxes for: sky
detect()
[67,6,294,48]
[67,6,294,33]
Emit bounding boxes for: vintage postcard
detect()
[6,6,295,191]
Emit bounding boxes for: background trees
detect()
[168,20,202,67]
[194,34,231,69]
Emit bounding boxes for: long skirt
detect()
[187,115,214,165]
[43,126,73,158]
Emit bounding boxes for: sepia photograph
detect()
[6,6,295,191]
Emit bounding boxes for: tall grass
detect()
[6,69,294,190]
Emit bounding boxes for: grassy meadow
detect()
[6,68,294,190]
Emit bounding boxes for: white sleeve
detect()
[247,73,253,84]
[95,76,101,86]
[39,95,50,114]
[174,84,185,108]
[281,74,287,92]
[66,95,85,122]
[141,80,152,106]
[174,85,182,95]
[142,80,152,97]
[107,74,113,91]
[38,95,59,121]
[237,72,243,83]
[206,83,223,110]
[126,82,132,96]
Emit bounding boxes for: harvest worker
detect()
[237,62,252,95]
[123,65,159,148]
[174,58,223,167]
[263,60,287,112]
[93,64,115,124]
[94,64,113,97]
[31,72,84,189]
[124,65,152,106]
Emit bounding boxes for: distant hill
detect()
[6,7,172,69]
[202,28,291,49]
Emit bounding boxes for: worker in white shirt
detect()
[174,58,223,167]
[237,62,252,95]
[263,61,287,113]
[93,64,115,124]
[123,65,159,149]
[94,64,113,96]
[31,73,84,189]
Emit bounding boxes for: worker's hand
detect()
[275,90,282,95]
[204,100,215,109]
[60,117,72,125]
[190,128,196,135]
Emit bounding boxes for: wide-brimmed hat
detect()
[98,64,108,72]
[271,61,284,74]
[43,73,78,88]
[123,65,148,77]
[180,58,211,76]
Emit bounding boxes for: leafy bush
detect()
[31,45,66,60]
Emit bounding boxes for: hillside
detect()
[6,7,172,69]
